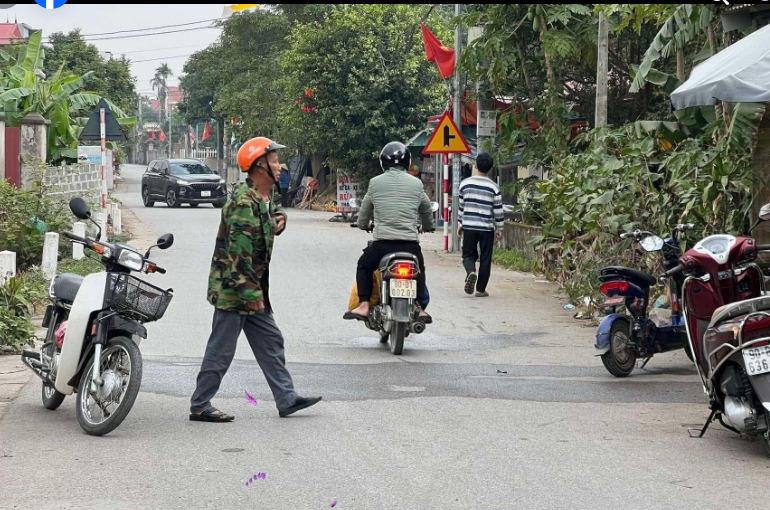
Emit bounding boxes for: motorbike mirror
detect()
[640,235,664,252]
[430,202,439,213]
[760,203,770,222]
[69,198,91,220]
[156,234,174,250]
[348,198,360,208]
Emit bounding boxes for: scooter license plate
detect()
[743,346,770,376]
[390,279,417,299]
[603,297,625,306]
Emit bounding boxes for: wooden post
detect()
[42,232,59,280]
[73,222,86,260]
[0,250,16,284]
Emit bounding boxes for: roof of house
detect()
[151,86,184,111]
[0,24,23,45]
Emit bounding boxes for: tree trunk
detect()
[595,11,609,128]
[753,108,770,256]
[676,50,685,81]
[516,41,535,101]
[310,153,326,189]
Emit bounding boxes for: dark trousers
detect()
[191,309,298,413]
[356,240,427,308]
[280,188,289,207]
[462,229,495,293]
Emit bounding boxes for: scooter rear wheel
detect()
[391,322,406,355]
[601,321,636,377]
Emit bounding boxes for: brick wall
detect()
[43,163,102,205]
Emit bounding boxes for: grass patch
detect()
[493,248,538,274]
[58,256,104,277]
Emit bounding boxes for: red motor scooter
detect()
[664,204,770,453]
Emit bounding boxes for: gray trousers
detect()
[190,309,298,413]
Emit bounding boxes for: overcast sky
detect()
[4,4,226,97]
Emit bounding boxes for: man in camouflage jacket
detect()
[190,137,322,422]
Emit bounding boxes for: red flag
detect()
[421,24,455,79]
[202,122,213,141]
[188,125,196,142]
[150,132,157,141]
[160,129,167,142]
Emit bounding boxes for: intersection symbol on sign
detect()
[422,111,471,155]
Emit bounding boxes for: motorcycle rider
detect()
[343,141,434,323]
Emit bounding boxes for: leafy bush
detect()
[532,124,755,304]
[493,248,538,274]
[0,181,70,271]
[0,273,47,352]
[58,257,103,277]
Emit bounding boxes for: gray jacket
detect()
[357,168,434,242]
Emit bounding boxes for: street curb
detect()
[0,319,43,421]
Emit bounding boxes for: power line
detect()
[42,25,220,43]
[132,54,194,64]
[121,44,209,55]
[45,18,225,38]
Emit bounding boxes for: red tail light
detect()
[600,281,630,296]
[393,263,416,279]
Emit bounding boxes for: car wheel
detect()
[166,188,180,208]
[142,187,154,207]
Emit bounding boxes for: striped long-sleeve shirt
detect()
[458,176,505,232]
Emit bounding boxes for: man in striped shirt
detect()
[458,153,504,297]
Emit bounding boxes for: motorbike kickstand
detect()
[638,357,652,370]
[688,408,718,438]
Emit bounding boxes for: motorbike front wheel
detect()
[601,321,636,378]
[390,322,406,355]
[75,336,143,436]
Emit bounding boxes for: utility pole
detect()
[451,3,462,253]
[471,26,494,157]
[167,90,172,158]
[595,10,609,128]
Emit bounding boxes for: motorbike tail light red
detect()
[600,281,630,296]
[393,263,416,279]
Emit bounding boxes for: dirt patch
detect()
[117,201,158,253]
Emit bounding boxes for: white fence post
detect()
[73,222,86,260]
[113,207,122,236]
[0,250,16,284]
[96,213,107,242]
[42,232,59,280]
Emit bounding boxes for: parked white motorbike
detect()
[21,198,174,436]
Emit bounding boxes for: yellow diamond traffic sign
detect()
[422,111,471,155]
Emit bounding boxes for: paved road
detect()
[2,165,769,510]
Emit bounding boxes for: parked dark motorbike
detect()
[663,203,770,453]
[596,224,695,377]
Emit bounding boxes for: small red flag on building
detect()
[150,132,156,141]
[421,24,455,80]
[202,121,213,141]
[160,129,167,142]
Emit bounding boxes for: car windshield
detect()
[170,162,213,176]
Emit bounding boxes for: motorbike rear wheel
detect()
[42,339,66,410]
[601,321,636,378]
[390,322,406,355]
[75,336,143,436]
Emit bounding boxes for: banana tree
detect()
[0,31,136,161]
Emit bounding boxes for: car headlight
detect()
[219,178,226,184]
[118,250,144,272]
[177,179,191,186]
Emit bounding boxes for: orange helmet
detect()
[237,137,286,172]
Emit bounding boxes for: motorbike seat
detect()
[708,296,770,330]
[52,273,85,303]
[379,252,419,271]
[599,266,657,288]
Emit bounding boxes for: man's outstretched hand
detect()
[458,225,464,238]
[276,215,286,234]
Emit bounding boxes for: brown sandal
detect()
[190,408,235,423]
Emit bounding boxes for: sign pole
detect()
[451,3,462,253]
[100,108,107,212]
[443,153,449,252]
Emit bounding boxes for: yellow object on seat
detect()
[348,271,382,310]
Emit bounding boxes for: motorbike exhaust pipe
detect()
[21,350,52,385]
[410,321,426,335]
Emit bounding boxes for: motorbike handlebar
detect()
[758,244,770,252]
[155,267,167,274]
[676,223,696,232]
[664,264,685,278]
[63,231,91,246]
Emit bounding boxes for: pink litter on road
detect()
[245,391,258,406]
[245,473,267,487]
[331,500,338,507]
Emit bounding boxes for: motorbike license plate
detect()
[743,345,770,376]
[390,279,417,299]
[603,296,625,306]
[201,191,211,197]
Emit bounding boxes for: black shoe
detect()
[279,396,322,417]
[464,273,477,295]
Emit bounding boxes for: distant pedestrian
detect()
[279,164,290,207]
[457,153,504,297]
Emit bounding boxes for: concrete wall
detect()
[43,164,102,205]
[500,221,542,256]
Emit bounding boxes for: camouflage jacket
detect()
[207,178,286,314]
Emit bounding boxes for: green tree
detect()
[151,63,172,122]
[280,4,448,183]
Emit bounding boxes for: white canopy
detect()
[670,23,770,109]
